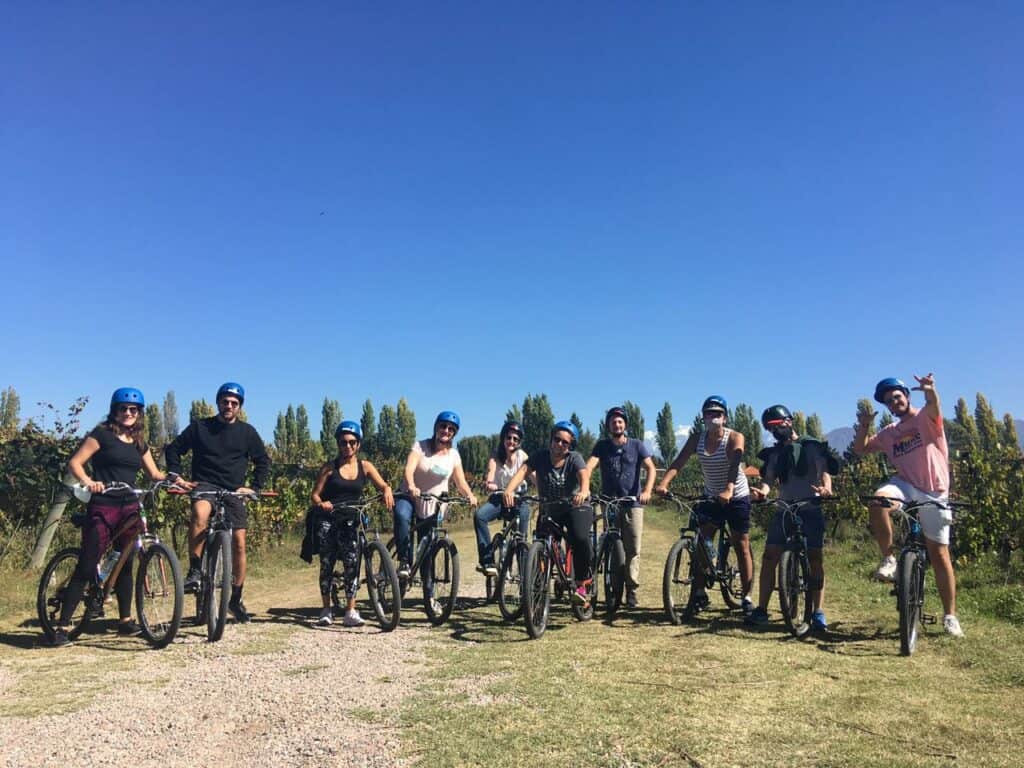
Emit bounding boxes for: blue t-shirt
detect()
[591,438,652,498]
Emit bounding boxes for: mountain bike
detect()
[594,495,632,620]
[386,492,468,626]
[521,497,599,640]
[863,495,969,656]
[37,480,184,649]
[661,492,745,624]
[758,496,837,638]
[325,496,401,631]
[187,487,277,642]
[493,494,540,622]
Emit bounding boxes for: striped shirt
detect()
[697,428,749,498]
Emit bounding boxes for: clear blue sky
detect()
[2,3,1021,443]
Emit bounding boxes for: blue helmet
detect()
[874,377,910,404]
[701,395,728,413]
[551,420,579,445]
[216,382,245,404]
[335,420,362,441]
[110,387,145,409]
[434,410,461,433]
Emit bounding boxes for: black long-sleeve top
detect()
[165,417,270,491]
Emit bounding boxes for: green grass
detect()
[394,504,1024,768]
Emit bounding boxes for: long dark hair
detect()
[99,408,147,452]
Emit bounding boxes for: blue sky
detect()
[2,3,1021,444]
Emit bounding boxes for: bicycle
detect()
[386,492,468,626]
[521,497,599,640]
[37,480,184,649]
[186,487,277,642]
[594,495,633,620]
[756,496,837,638]
[324,496,401,631]
[863,495,969,656]
[661,492,745,624]
[492,494,540,622]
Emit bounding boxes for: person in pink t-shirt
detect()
[852,373,964,637]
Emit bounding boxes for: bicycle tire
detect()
[365,540,401,631]
[136,541,184,648]
[423,538,459,626]
[778,549,812,638]
[206,531,232,641]
[898,549,922,656]
[602,536,626,620]
[522,541,552,640]
[37,547,90,641]
[485,532,504,602]
[716,533,744,609]
[662,537,694,625]
[496,540,527,621]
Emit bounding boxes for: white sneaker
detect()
[943,615,964,638]
[874,555,897,582]
[430,599,443,615]
[476,563,498,577]
[741,596,754,616]
[342,609,365,628]
[317,607,333,626]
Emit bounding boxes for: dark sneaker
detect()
[745,607,770,626]
[811,610,828,632]
[117,620,141,636]
[50,629,72,648]
[184,567,202,592]
[228,600,251,624]
[626,588,638,608]
[691,591,710,613]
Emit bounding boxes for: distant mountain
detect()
[825,421,1024,452]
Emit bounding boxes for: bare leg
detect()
[189,499,212,559]
[926,538,956,616]
[233,528,247,587]
[758,545,781,610]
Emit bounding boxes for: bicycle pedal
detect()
[922,613,937,625]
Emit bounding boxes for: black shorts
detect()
[194,482,248,530]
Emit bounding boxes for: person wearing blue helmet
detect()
[54,388,170,646]
[503,419,596,607]
[165,381,271,625]
[307,420,394,627]
[393,411,478,580]
[656,395,755,615]
[852,373,963,637]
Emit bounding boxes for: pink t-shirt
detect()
[400,439,463,518]
[865,408,949,494]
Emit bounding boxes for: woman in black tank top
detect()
[309,421,394,627]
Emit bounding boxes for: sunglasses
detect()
[339,439,359,447]
[505,435,521,443]
[551,436,571,447]
[437,423,457,433]
[220,399,241,409]
[116,405,140,415]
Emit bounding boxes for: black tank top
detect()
[321,459,367,505]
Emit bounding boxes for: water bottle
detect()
[98,550,120,582]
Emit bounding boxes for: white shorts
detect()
[874,476,951,545]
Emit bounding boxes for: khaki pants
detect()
[621,506,644,589]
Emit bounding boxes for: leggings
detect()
[317,513,360,599]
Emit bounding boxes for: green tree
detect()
[1,386,21,439]
[506,403,522,424]
[1002,414,1020,454]
[320,398,342,457]
[522,393,554,455]
[377,404,400,460]
[791,411,807,437]
[189,399,214,423]
[656,402,676,464]
[163,391,179,439]
[361,399,376,456]
[953,397,979,449]
[975,393,1001,452]
[571,412,596,459]
[273,411,291,458]
[457,434,495,476]
[396,398,417,453]
[731,403,763,467]
[145,403,165,463]
[805,413,824,439]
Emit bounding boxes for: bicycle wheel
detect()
[662,536,695,625]
[365,540,401,631]
[602,537,626,620]
[485,532,504,602]
[522,541,552,640]
[136,541,184,648]
[37,547,91,641]
[205,531,233,642]
[777,549,812,638]
[496,540,527,621]
[423,538,459,626]
[716,533,744,609]
[897,549,923,656]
